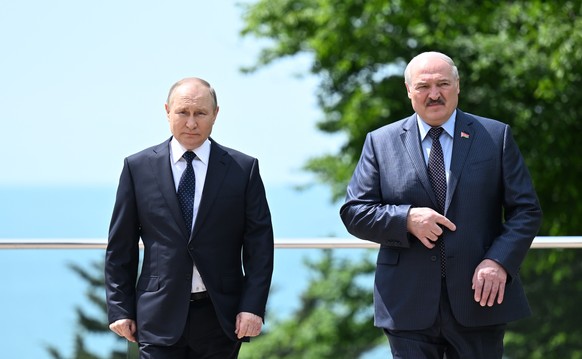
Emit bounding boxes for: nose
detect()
[186,117,197,129]
[428,86,440,100]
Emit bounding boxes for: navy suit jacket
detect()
[105,137,274,344]
[340,110,542,330]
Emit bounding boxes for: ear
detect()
[164,103,170,119]
[405,83,413,99]
[212,106,220,124]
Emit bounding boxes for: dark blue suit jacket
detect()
[340,110,542,330]
[105,138,274,344]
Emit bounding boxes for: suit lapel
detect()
[446,110,475,213]
[190,140,230,241]
[149,138,190,238]
[400,115,440,209]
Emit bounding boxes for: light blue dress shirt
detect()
[417,110,456,185]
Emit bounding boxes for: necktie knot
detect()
[428,127,444,141]
[183,151,196,164]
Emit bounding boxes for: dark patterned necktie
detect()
[177,151,196,234]
[427,127,447,277]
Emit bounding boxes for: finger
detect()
[472,272,482,302]
[430,222,444,237]
[120,327,131,339]
[236,318,246,338]
[480,280,493,306]
[487,283,499,307]
[235,315,241,331]
[497,282,505,304]
[127,321,137,342]
[252,324,262,337]
[418,236,436,249]
[425,231,437,242]
[237,324,249,339]
[436,216,456,232]
[124,332,137,342]
[115,322,135,342]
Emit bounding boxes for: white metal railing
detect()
[0,237,581,249]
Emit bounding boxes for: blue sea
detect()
[0,185,391,358]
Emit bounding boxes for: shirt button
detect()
[430,256,437,262]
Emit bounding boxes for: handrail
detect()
[0,237,581,249]
[1,236,579,359]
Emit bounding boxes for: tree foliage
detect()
[240,0,582,237]
[239,250,383,359]
[240,0,582,358]
[46,261,127,359]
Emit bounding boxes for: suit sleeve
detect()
[238,159,274,319]
[105,158,140,324]
[485,125,542,278]
[340,133,412,247]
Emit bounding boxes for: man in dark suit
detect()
[105,77,274,359]
[340,52,542,359]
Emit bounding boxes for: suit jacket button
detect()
[430,256,437,261]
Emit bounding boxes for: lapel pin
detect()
[460,131,470,139]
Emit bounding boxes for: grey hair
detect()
[404,52,459,85]
[166,77,218,110]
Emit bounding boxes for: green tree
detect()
[507,249,582,359]
[240,0,582,358]
[240,250,382,359]
[240,0,581,235]
[46,261,128,359]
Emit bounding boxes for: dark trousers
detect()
[384,281,506,359]
[139,297,241,359]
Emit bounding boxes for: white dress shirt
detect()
[169,137,211,293]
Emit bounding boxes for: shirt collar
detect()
[170,137,211,165]
[417,110,457,140]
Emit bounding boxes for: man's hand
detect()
[235,312,263,339]
[472,259,507,307]
[109,319,137,342]
[407,207,456,249]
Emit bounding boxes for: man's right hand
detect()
[406,207,456,249]
[109,318,137,342]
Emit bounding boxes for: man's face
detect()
[405,56,460,126]
[165,82,218,150]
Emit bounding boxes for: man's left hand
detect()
[472,259,507,307]
[235,312,263,339]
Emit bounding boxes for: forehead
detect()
[170,83,213,107]
[410,57,455,83]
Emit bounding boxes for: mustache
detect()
[426,98,445,106]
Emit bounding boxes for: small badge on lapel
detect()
[460,131,470,139]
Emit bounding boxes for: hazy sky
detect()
[0,0,344,188]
